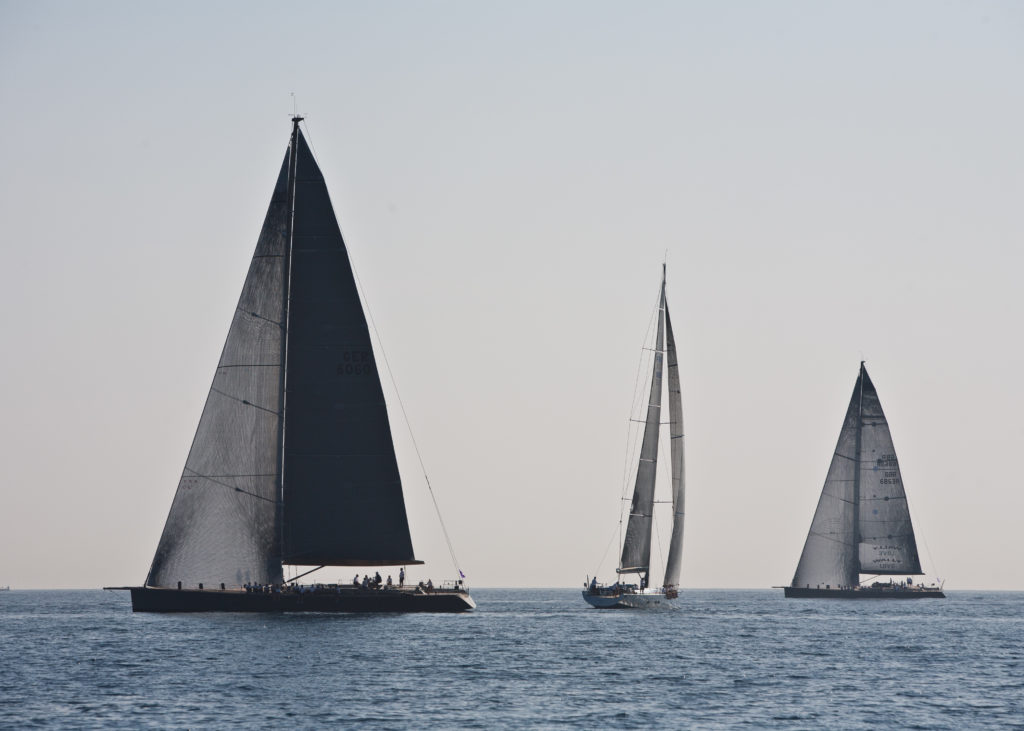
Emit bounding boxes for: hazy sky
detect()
[1,1,1021,590]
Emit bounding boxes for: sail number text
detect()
[336,350,373,376]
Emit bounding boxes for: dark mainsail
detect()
[619,276,666,576]
[791,363,922,590]
[146,120,418,591]
[281,132,416,566]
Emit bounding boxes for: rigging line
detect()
[299,117,320,161]
[593,523,619,578]
[620,293,660,500]
[914,502,942,579]
[348,261,463,578]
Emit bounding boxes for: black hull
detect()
[784,586,944,599]
[127,586,475,613]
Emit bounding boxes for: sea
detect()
[0,589,1021,729]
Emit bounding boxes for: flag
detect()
[459,570,465,579]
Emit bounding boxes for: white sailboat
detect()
[583,266,684,609]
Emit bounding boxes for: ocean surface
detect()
[1,589,1021,729]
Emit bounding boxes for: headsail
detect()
[791,363,922,589]
[146,154,291,589]
[661,303,685,589]
[619,278,666,575]
[280,131,417,567]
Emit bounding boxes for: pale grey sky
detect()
[1,1,1021,590]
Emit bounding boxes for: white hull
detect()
[582,590,674,609]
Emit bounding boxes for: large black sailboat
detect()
[784,363,943,599]
[112,118,473,613]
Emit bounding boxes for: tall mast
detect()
[278,115,303,565]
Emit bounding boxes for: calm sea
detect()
[0,589,1021,729]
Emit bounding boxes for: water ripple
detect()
[0,589,1021,728]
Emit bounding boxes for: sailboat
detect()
[109,118,474,613]
[583,266,684,609]
[784,362,944,599]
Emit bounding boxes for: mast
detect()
[277,115,302,566]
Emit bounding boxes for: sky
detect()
[1,1,1021,590]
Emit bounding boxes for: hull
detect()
[784,586,944,599]
[582,590,674,609]
[126,586,475,613]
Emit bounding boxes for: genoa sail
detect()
[661,304,685,589]
[791,363,922,590]
[619,278,666,575]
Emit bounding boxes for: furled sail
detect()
[280,131,417,567]
[619,281,666,574]
[146,155,290,589]
[855,367,922,574]
[791,371,862,590]
[661,304,685,589]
